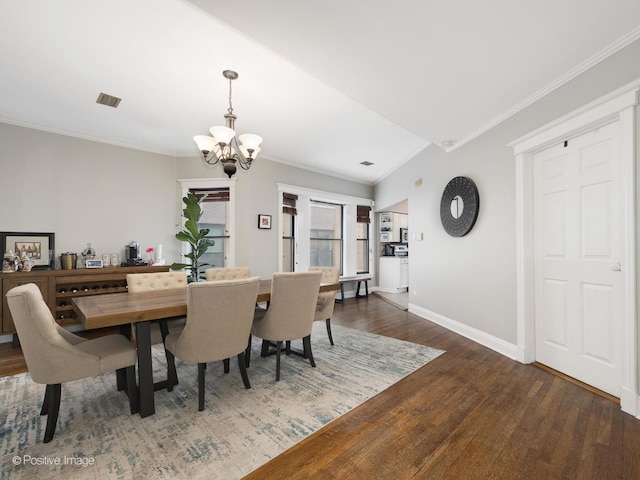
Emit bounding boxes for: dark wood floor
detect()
[245,296,640,479]
[2,296,639,478]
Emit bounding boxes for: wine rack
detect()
[1,265,169,333]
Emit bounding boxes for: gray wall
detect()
[178,155,374,278]
[375,38,640,347]
[0,121,373,282]
[0,124,181,264]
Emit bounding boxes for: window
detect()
[190,188,230,269]
[356,205,371,273]
[310,200,343,272]
[282,193,297,272]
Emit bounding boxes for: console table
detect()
[1,265,169,335]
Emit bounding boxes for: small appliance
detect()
[392,245,408,256]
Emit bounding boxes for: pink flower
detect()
[146,247,154,253]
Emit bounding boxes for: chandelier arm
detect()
[203,152,221,166]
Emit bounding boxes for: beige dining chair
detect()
[164,277,260,411]
[126,271,188,344]
[309,266,340,345]
[205,267,251,372]
[205,266,250,281]
[247,271,322,381]
[6,283,138,443]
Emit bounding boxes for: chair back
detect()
[172,277,260,362]
[205,267,250,281]
[126,271,187,292]
[309,267,340,321]
[256,271,322,341]
[6,283,97,384]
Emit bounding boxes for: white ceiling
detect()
[1,0,639,184]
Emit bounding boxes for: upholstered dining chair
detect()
[204,267,251,372]
[164,277,260,411]
[205,266,250,281]
[126,271,188,344]
[126,271,187,386]
[6,283,138,443]
[309,266,340,345]
[247,271,322,381]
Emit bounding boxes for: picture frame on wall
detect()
[0,232,55,269]
[258,214,272,229]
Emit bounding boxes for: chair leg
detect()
[261,339,270,357]
[198,363,206,411]
[40,386,49,415]
[125,365,139,415]
[325,318,334,345]
[166,349,178,392]
[43,384,61,443]
[160,320,179,387]
[223,358,230,373]
[245,335,252,368]
[285,340,291,355]
[275,341,282,381]
[303,335,316,368]
[237,352,251,389]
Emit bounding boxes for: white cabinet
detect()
[379,257,409,293]
[380,212,393,241]
[379,212,408,242]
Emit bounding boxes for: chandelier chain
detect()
[227,77,234,115]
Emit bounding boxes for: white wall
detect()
[375,37,640,350]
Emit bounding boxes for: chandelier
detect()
[193,70,263,178]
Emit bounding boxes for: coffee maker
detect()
[123,241,147,266]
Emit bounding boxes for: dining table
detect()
[72,279,339,417]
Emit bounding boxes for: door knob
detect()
[611,262,622,272]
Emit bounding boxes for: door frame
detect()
[510,82,639,416]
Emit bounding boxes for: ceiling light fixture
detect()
[193,70,263,178]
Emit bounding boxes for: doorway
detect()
[512,85,638,414]
[532,122,622,396]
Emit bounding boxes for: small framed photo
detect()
[0,232,55,269]
[380,213,392,223]
[258,214,272,229]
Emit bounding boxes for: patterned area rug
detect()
[0,323,444,480]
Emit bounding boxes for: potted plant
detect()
[170,192,215,281]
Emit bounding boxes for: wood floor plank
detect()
[2,295,639,479]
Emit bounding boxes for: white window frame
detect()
[177,178,237,267]
[277,183,373,276]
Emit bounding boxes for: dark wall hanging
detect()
[440,176,479,237]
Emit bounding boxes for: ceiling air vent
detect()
[96,92,122,108]
[360,161,374,166]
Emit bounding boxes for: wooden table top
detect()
[73,279,339,330]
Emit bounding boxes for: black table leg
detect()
[135,321,155,417]
[116,324,132,391]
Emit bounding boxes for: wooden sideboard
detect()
[1,265,170,334]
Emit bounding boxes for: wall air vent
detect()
[96,92,122,108]
[360,161,374,166]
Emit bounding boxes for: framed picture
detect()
[258,214,272,230]
[0,232,55,269]
[380,213,392,223]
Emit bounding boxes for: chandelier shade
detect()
[193,70,262,178]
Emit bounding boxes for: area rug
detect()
[0,323,444,480]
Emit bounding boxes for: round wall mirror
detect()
[450,195,464,219]
[440,176,480,237]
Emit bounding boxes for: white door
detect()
[533,121,623,396]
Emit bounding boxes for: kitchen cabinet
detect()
[379,212,408,243]
[379,256,409,293]
[1,265,169,334]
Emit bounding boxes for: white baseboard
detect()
[619,387,640,417]
[409,304,518,360]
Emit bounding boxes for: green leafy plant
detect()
[170,192,215,282]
